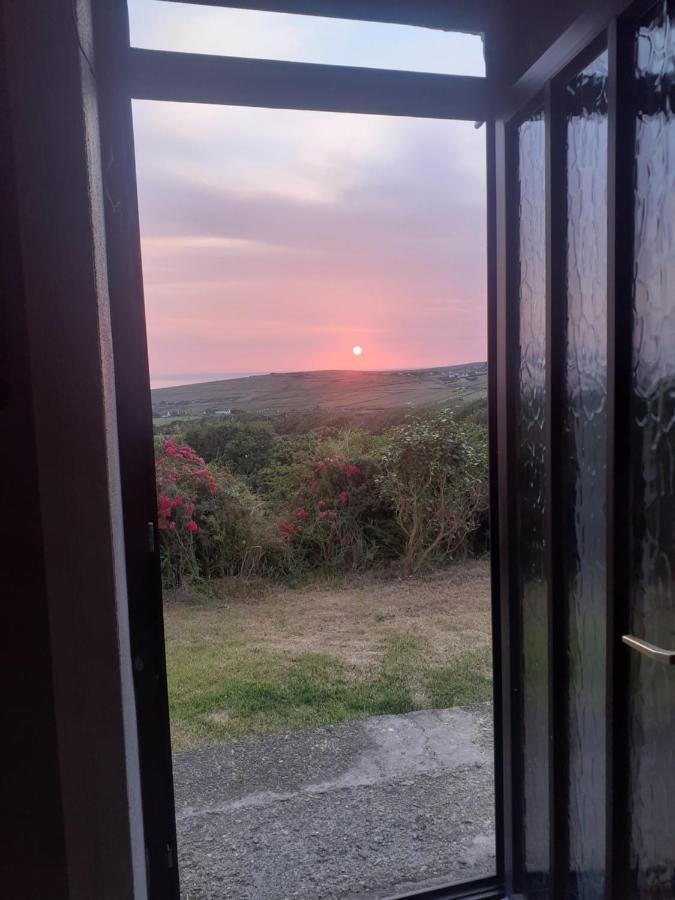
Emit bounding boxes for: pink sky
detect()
[129,6,487,387]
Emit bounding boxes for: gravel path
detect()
[173,706,495,899]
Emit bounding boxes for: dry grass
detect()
[165,559,491,666]
[163,561,493,750]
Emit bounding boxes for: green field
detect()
[164,562,493,751]
[152,362,487,421]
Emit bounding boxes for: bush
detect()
[154,409,490,585]
[155,437,280,587]
[377,412,489,575]
[258,432,325,503]
[260,428,385,502]
[455,396,488,427]
[277,455,399,572]
[182,419,276,491]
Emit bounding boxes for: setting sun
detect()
[352,345,363,357]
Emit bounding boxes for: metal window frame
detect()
[493,106,527,899]
[128,0,495,120]
[91,4,180,897]
[382,876,505,900]
[605,16,632,900]
[605,2,657,896]
[128,48,493,119]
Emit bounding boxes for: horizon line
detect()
[151,360,488,391]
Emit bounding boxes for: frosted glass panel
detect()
[564,51,609,900]
[629,2,675,896]
[516,110,549,888]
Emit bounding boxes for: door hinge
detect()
[147,521,155,553]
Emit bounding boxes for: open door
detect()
[93,3,502,899]
[494,0,675,897]
[89,0,674,897]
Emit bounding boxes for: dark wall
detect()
[0,12,69,899]
[502,0,596,80]
[2,1,147,895]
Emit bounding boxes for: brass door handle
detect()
[622,635,675,666]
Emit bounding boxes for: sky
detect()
[128,1,488,387]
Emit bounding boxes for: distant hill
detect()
[151,362,487,420]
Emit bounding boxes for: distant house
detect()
[214,409,232,416]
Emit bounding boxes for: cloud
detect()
[141,235,276,252]
[132,100,487,379]
[127,0,485,77]
[132,101,397,204]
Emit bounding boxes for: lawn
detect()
[163,560,493,751]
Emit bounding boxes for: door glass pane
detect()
[629,2,675,895]
[564,50,609,900]
[516,109,549,888]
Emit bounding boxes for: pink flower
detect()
[348,465,360,476]
[295,507,308,519]
[185,520,198,533]
[318,500,326,510]
[338,491,348,504]
[278,518,302,539]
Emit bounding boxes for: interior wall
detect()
[1,1,147,897]
[501,0,598,81]
[0,14,69,898]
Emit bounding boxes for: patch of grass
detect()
[166,626,492,751]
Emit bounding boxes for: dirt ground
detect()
[165,558,492,668]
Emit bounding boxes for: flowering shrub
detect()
[154,414,489,585]
[277,455,398,571]
[155,438,279,586]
